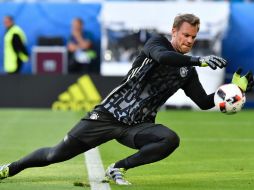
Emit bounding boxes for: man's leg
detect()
[1,110,122,179]
[104,123,179,185]
[115,124,180,169]
[7,135,90,177]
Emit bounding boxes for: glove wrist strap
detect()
[190,56,201,66]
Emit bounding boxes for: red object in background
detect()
[32,47,67,74]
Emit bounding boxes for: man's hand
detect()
[232,68,254,92]
[199,55,227,70]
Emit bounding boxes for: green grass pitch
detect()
[0,109,254,190]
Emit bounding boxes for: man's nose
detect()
[187,37,194,44]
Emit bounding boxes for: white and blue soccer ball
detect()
[214,83,246,114]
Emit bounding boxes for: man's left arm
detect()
[182,69,215,110]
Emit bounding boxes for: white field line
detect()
[84,147,111,190]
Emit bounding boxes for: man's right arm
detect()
[143,35,195,67]
[143,35,227,69]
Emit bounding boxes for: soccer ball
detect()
[214,83,246,114]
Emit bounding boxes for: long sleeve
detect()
[142,35,200,67]
[12,34,28,56]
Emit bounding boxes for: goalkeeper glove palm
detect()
[199,55,227,70]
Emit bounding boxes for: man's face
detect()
[72,20,83,32]
[3,17,13,28]
[171,22,198,54]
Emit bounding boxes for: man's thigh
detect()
[67,118,124,148]
[116,123,178,149]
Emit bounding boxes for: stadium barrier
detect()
[0,74,253,109]
[52,75,102,111]
[0,75,122,108]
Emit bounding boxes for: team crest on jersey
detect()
[180,67,188,78]
[90,112,99,120]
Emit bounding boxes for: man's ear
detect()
[171,27,177,37]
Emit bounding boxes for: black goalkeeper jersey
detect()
[99,34,214,125]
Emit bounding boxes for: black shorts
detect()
[68,108,177,149]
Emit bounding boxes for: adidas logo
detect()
[52,75,101,111]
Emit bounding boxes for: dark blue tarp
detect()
[222,3,254,77]
[0,2,101,73]
[222,3,254,108]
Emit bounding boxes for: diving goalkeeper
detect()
[1,13,253,185]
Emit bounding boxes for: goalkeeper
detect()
[0,13,253,185]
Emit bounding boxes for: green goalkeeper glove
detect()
[232,68,254,92]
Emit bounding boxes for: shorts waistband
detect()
[85,106,117,121]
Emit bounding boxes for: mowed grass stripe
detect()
[0,109,89,190]
[0,109,254,190]
[100,110,254,190]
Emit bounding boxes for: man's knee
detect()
[161,130,180,151]
[134,124,180,149]
[43,147,61,163]
[156,125,180,155]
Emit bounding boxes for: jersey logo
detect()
[90,112,99,120]
[180,67,188,78]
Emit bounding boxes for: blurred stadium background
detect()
[0,0,254,190]
[0,0,253,109]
